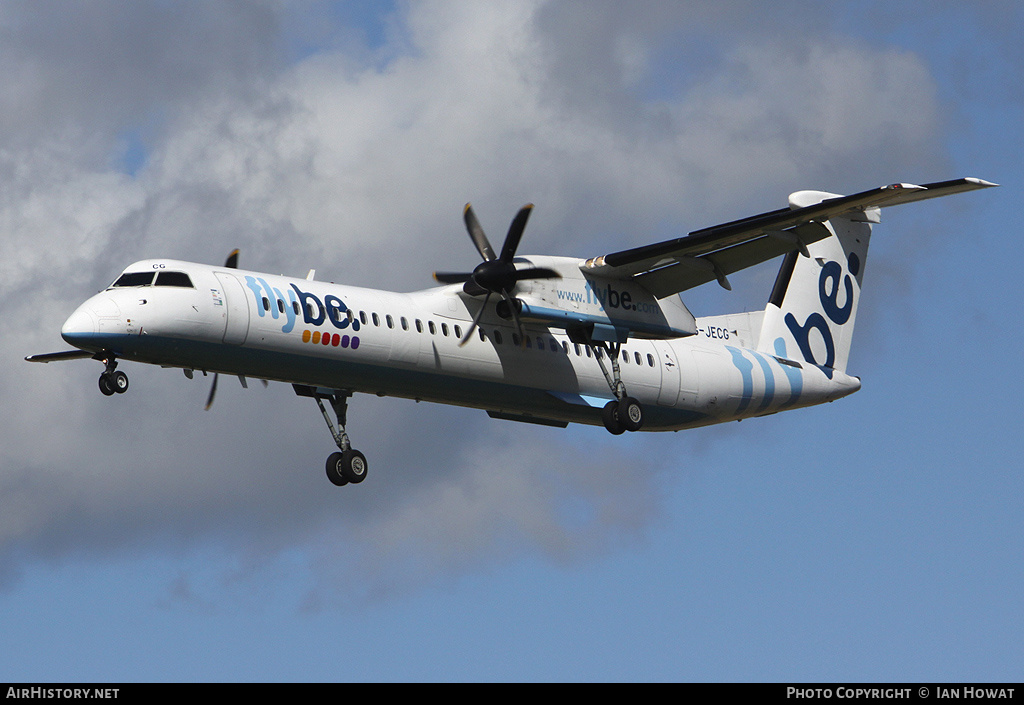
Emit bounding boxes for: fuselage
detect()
[60,259,860,430]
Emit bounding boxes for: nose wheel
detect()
[98,356,129,396]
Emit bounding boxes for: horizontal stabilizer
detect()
[581,177,997,298]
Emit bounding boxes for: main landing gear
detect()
[580,335,644,436]
[294,385,367,487]
[97,355,129,396]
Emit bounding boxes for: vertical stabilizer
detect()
[758,192,873,375]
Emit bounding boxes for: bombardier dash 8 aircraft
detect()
[28,177,995,487]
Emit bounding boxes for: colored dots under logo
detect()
[299,329,359,349]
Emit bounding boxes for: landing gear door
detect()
[213,272,251,345]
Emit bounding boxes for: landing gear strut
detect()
[97,355,129,396]
[578,332,644,435]
[294,385,367,487]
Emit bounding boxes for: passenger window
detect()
[441,322,449,337]
[401,317,409,331]
[360,311,367,325]
[154,271,194,288]
[293,301,300,316]
[494,330,503,345]
[386,314,394,329]
[647,354,655,367]
[262,297,270,312]
[415,319,423,333]
[372,313,380,327]
[277,299,285,314]
[454,325,462,339]
[428,321,436,335]
[635,351,642,365]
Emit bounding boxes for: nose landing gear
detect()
[98,356,129,396]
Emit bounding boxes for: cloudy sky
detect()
[1,0,1020,681]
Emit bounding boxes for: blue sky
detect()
[1,1,1020,682]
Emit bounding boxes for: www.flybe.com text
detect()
[556,282,661,314]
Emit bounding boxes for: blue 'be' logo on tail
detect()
[783,253,859,373]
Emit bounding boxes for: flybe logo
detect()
[783,255,858,372]
[243,276,361,349]
[556,281,654,313]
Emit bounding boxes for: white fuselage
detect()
[61,259,860,430]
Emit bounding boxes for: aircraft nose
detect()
[61,305,98,345]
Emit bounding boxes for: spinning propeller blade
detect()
[206,248,244,410]
[204,372,219,411]
[434,204,559,345]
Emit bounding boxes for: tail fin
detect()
[758,190,873,375]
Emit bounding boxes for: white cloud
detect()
[0,1,949,597]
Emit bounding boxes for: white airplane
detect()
[28,177,995,487]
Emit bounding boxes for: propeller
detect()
[205,249,266,409]
[434,204,559,346]
[203,370,220,411]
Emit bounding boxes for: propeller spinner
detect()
[434,204,559,346]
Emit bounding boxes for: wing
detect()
[581,178,997,298]
[25,350,95,363]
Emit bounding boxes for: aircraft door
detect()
[213,272,250,345]
[656,342,698,407]
[656,341,680,406]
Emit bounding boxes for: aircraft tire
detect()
[326,452,349,487]
[111,371,129,394]
[602,400,625,435]
[98,374,116,396]
[619,397,643,432]
[341,449,368,484]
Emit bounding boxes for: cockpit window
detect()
[111,272,155,288]
[154,271,194,288]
